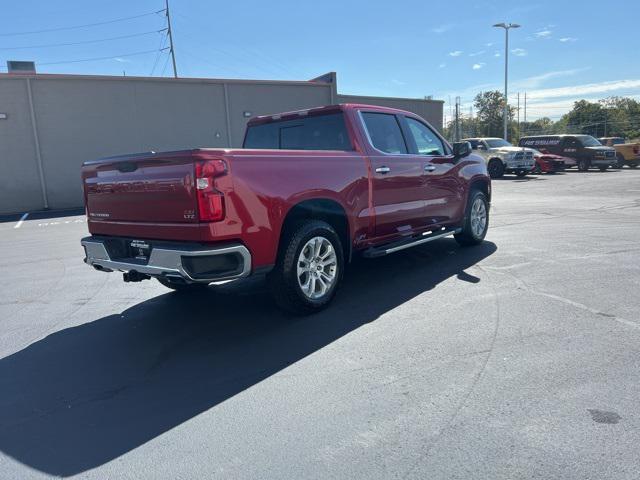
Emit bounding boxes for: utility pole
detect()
[524,92,527,126]
[165,0,178,78]
[454,97,461,141]
[517,92,520,138]
[493,22,521,141]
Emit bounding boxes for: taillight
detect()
[633,145,639,155]
[195,159,226,222]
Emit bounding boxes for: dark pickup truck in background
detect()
[81,104,490,313]
[519,134,617,171]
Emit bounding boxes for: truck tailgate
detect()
[82,151,197,224]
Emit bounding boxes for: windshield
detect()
[485,139,513,148]
[577,135,602,147]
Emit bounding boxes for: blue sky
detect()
[2,0,639,120]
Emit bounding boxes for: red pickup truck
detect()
[81,104,490,313]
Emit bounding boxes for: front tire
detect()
[516,170,528,177]
[577,157,590,171]
[599,166,608,172]
[615,153,625,169]
[455,190,489,247]
[268,220,344,315]
[487,159,505,179]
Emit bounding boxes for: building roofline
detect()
[337,92,444,104]
[0,72,329,88]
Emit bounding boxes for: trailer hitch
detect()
[123,271,151,283]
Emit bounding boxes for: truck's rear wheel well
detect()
[280,199,351,261]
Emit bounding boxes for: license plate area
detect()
[129,240,152,262]
[103,238,153,264]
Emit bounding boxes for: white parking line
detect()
[13,213,29,229]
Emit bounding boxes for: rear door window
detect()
[243,112,352,151]
[361,112,408,154]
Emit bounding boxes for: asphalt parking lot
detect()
[1,169,639,479]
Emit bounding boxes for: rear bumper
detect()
[81,236,252,283]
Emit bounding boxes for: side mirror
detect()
[453,141,472,159]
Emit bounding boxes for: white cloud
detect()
[449,50,463,57]
[438,63,446,69]
[494,51,501,57]
[534,29,552,38]
[485,42,494,47]
[511,48,527,56]
[472,63,486,70]
[432,24,452,34]
[527,79,640,100]
[469,50,486,57]
[391,78,406,86]
[559,37,577,42]
[523,93,640,120]
[514,68,589,89]
[113,57,132,63]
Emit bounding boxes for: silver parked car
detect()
[462,137,535,178]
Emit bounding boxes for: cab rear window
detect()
[243,113,352,151]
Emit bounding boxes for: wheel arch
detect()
[279,198,352,262]
[469,177,491,202]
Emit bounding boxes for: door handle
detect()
[376,166,391,174]
[424,165,436,172]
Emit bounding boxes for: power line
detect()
[0,29,167,50]
[160,50,172,76]
[150,32,169,76]
[0,10,165,37]
[34,48,168,66]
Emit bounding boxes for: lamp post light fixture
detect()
[493,22,520,140]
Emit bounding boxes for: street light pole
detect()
[493,22,520,140]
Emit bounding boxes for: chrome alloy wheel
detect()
[297,236,338,299]
[470,197,487,238]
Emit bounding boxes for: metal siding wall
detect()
[32,78,141,210]
[0,79,43,214]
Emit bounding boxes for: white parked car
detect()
[462,137,535,178]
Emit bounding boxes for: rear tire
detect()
[157,277,209,292]
[268,220,344,315]
[487,159,505,179]
[516,170,528,177]
[455,190,489,247]
[615,153,625,169]
[599,166,608,172]
[629,162,638,169]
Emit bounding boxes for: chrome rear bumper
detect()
[81,236,252,283]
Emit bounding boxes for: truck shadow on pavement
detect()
[0,239,496,477]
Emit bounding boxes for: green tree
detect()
[561,100,606,136]
[473,91,516,139]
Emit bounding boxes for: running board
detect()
[362,227,462,258]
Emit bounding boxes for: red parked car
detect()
[530,149,574,174]
[81,104,491,313]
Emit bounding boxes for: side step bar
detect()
[362,227,462,258]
